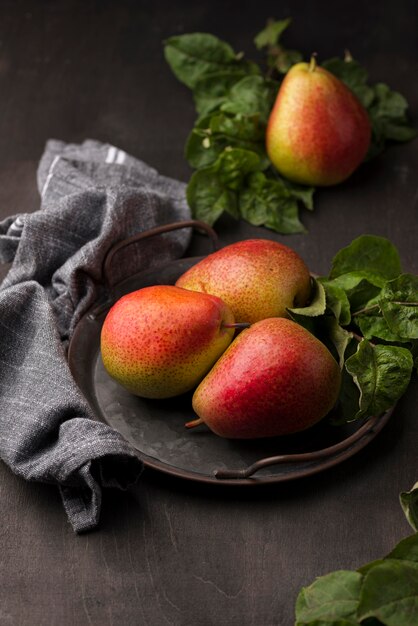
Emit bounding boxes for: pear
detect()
[100,285,235,399]
[189,318,341,438]
[266,56,371,186]
[175,239,311,324]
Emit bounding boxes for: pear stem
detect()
[185,417,204,429]
[309,53,317,72]
[222,322,251,330]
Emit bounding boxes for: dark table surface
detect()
[0,2,417,625]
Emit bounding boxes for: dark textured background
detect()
[0,1,417,624]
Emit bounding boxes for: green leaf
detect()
[185,113,268,170]
[381,123,417,142]
[254,18,292,49]
[295,570,363,626]
[333,363,362,424]
[379,274,418,339]
[345,340,413,420]
[386,533,418,564]
[356,274,418,343]
[192,70,252,116]
[209,112,265,143]
[400,484,418,532]
[239,172,306,234]
[294,527,418,625]
[186,147,262,225]
[367,82,417,159]
[273,49,304,75]
[356,312,407,343]
[320,279,352,326]
[411,341,418,373]
[220,75,278,124]
[237,169,313,234]
[217,147,262,189]
[330,338,361,423]
[322,56,368,87]
[163,33,258,90]
[186,147,313,234]
[359,535,418,577]
[288,312,352,369]
[327,322,354,369]
[322,56,375,109]
[330,273,384,312]
[254,18,303,74]
[185,116,224,169]
[371,83,412,120]
[357,559,418,625]
[288,286,353,367]
[186,167,237,225]
[280,178,315,210]
[329,235,402,281]
[289,279,326,317]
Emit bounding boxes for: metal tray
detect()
[67,221,394,486]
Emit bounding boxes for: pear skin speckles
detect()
[266,62,371,186]
[192,317,341,439]
[175,239,311,324]
[100,285,235,399]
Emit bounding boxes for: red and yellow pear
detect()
[175,239,311,324]
[266,56,371,186]
[189,317,341,439]
[100,285,236,399]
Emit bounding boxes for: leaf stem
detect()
[344,49,353,62]
[353,301,418,317]
[352,303,380,317]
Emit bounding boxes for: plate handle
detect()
[101,219,219,290]
[214,410,388,480]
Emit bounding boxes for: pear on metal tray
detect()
[187,317,342,439]
[100,285,236,399]
[176,238,312,324]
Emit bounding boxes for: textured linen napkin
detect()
[0,139,191,532]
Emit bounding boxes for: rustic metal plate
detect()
[67,256,394,486]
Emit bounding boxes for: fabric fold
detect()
[0,140,191,532]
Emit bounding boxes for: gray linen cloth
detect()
[0,139,191,532]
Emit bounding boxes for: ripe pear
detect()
[100,285,235,399]
[266,57,371,186]
[175,239,311,324]
[189,318,341,439]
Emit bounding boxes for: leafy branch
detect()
[287,235,417,424]
[292,238,418,625]
[164,19,416,234]
[352,301,418,317]
[295,480,418,625]
[295,533,418,625]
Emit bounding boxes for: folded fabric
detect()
[0,139,191,532]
